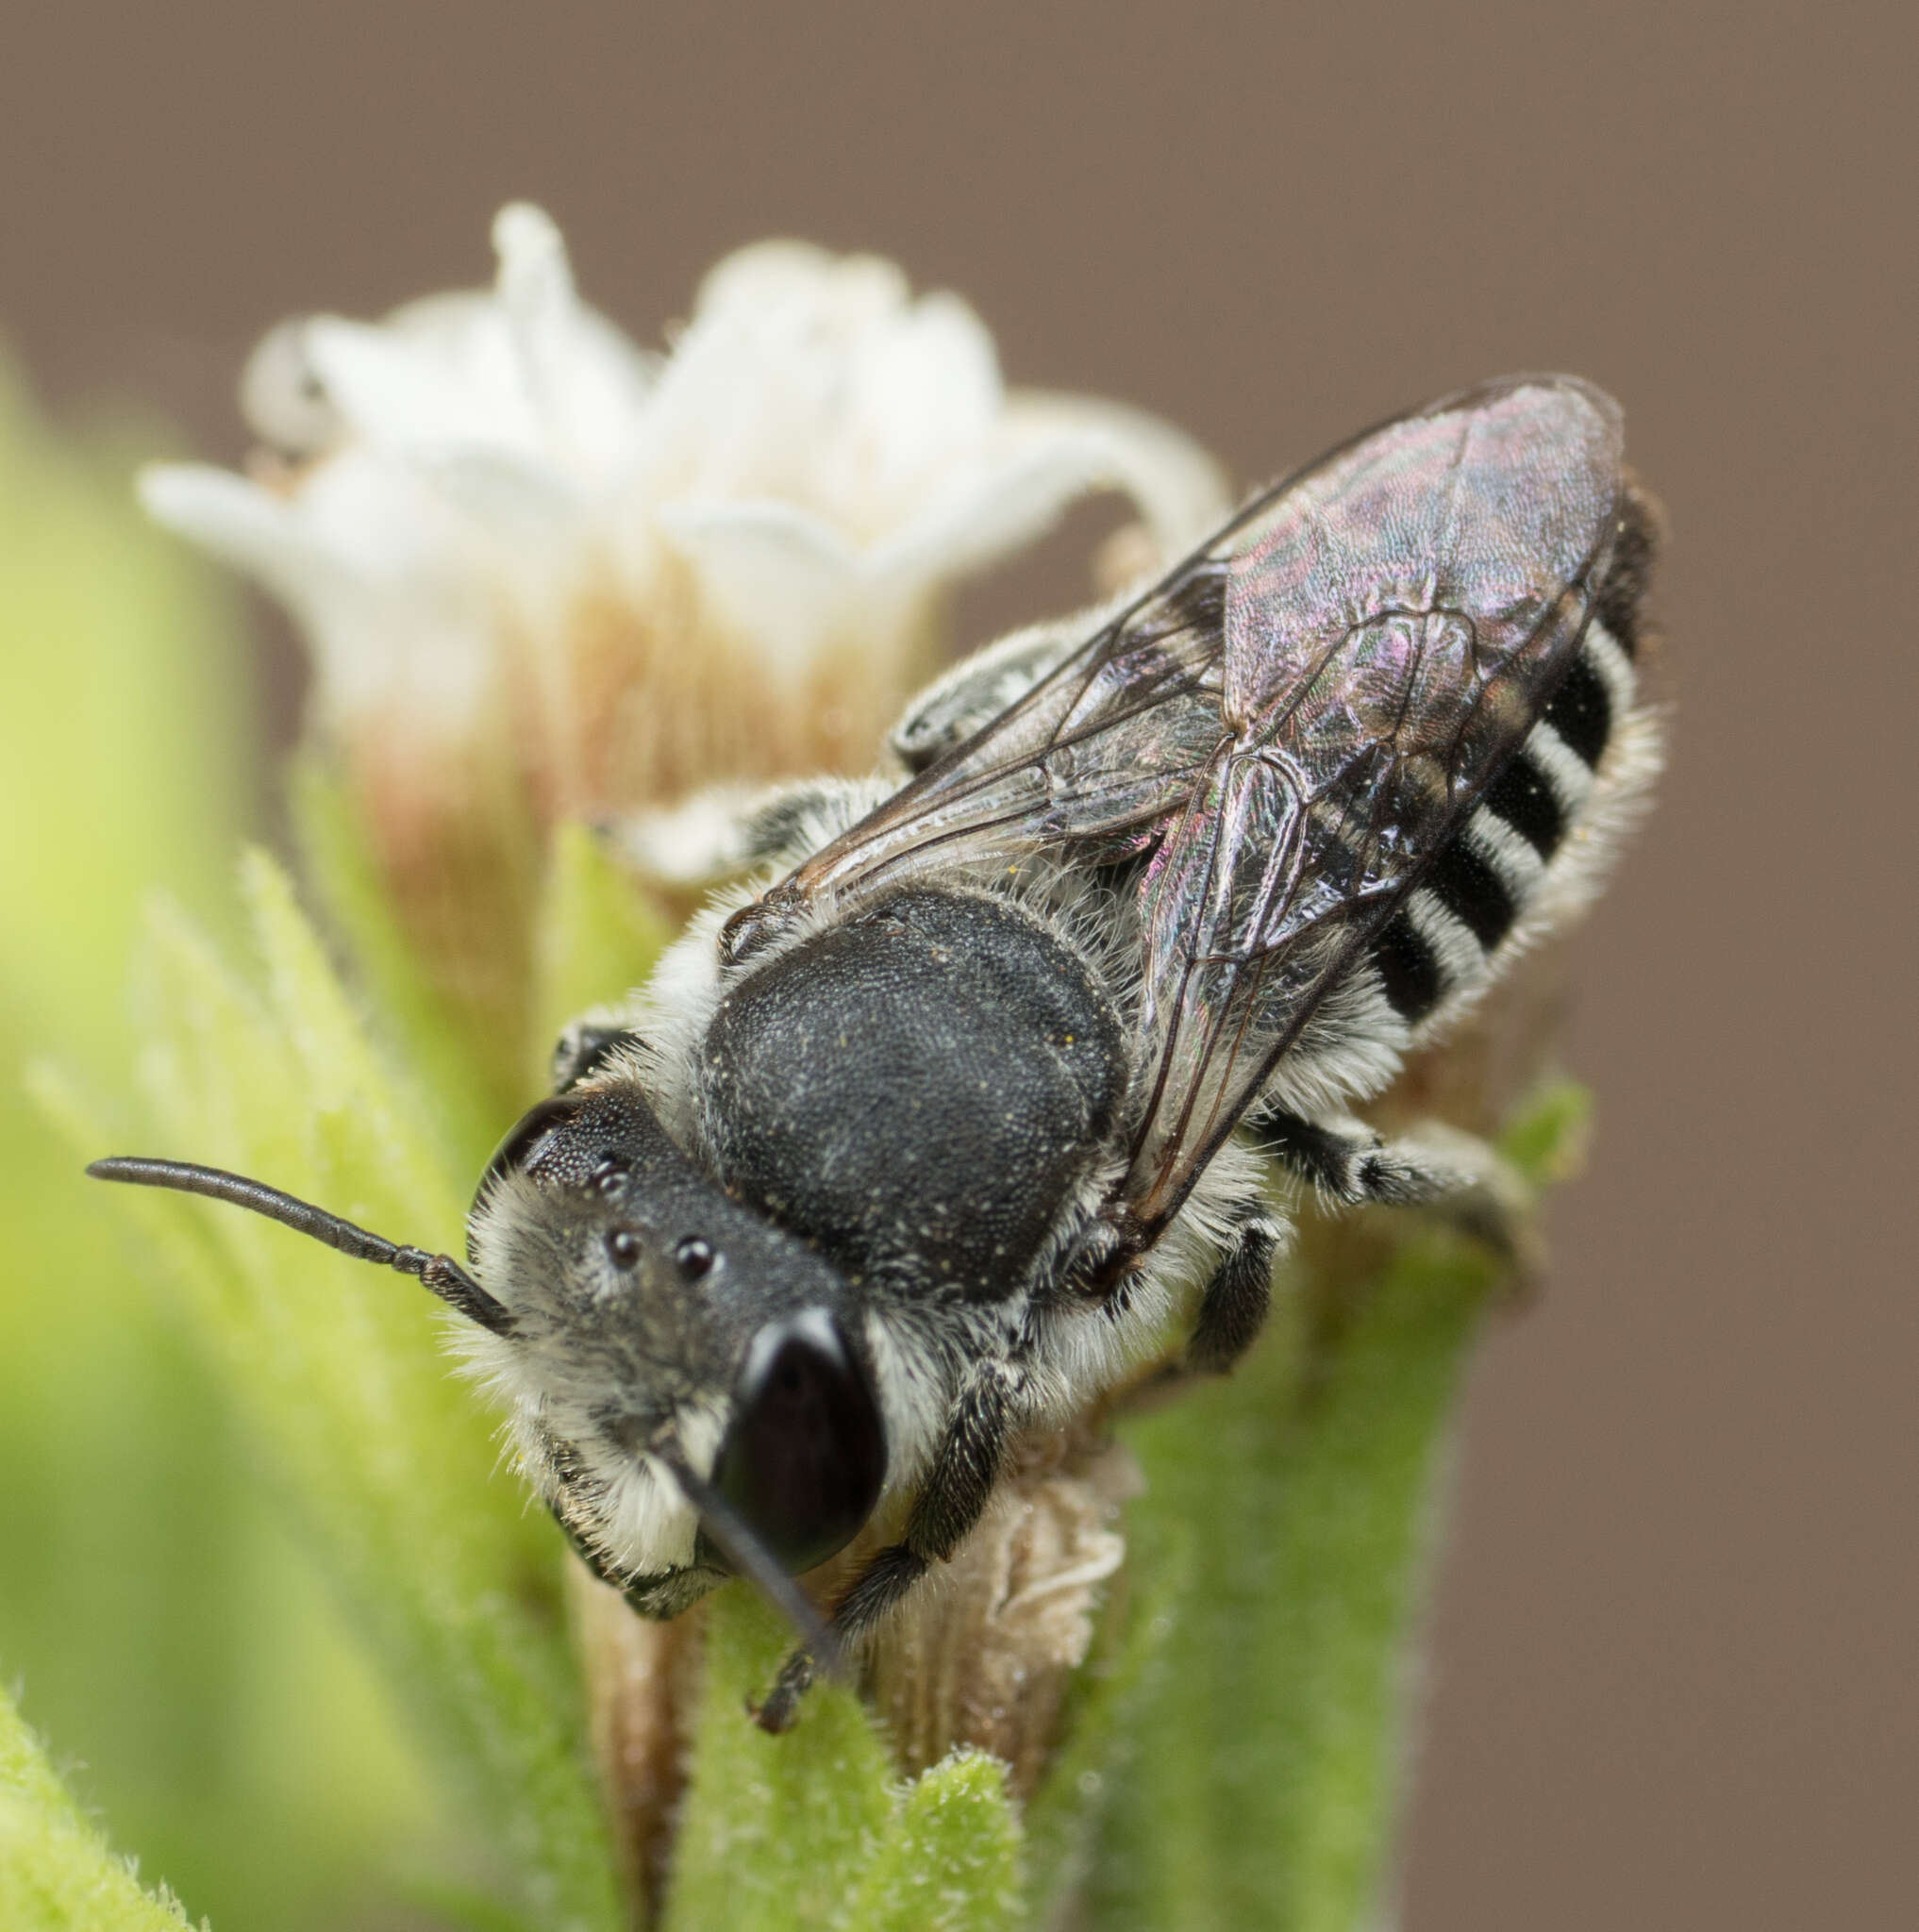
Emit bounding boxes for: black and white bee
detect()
[93,375,1662,1731]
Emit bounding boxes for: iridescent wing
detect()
[728,376,1625,1244]
[729,555,1240,935]
[1122,378,1624,1228]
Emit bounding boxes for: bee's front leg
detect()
[603,775,893,885]
[752,1356,1026,1733]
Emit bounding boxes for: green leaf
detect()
[1085,1083,1591,1932]
[529,822,675,1091]
[843,1752,1025,1932]
[1021,1547,1181,1926]
[42,857,623,1932]
[0,363,249,1061]
[0,362,446,1930]
[665,1591,1029,1931]
[0,1679,197,1931]
[663,1591,895,1931]
[288,757,508,1174]
[282,745,544,1131]
[1086,1241,1487,1931]
[292,779,676,1158]
[1500,1076,1593,1188]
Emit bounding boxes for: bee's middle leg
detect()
[1183,1205,1287,1375]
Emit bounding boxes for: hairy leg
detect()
[1250,1107,1534,1263]
[604,775,890,884]
[550,1024,645,1092]
[753,1357,1026,1732]
[1184,1205,1287,1375]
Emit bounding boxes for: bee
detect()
[93,375,1662,1731]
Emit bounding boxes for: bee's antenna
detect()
[86,1157,516,1337]
[660,1452,844,1685]
[92,1160,842,1679]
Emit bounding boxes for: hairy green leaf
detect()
[1021,1548,1181,1926]
[664,1591,896,1931]
[666,1591,1029,1930]
[530,821,676,1091]
[288,758,507,1174]
[0,362,449,1930]
[43,855,623,1932]
[844,1751,1025,1932]
[0,1679,198,1931]
[1085,1085,1589,1932]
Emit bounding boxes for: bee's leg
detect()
[545,1499,718,1619]
[603,775,893,883]
[889,616,1080,772]
[1183,1206,1287,1375]
[753,1357,1024,1733]
[1252,1108,1459,1206]
[1250,1108,1533,1262]
[549,1024,646,1092]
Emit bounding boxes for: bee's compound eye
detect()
[713,1313,886,1575]
[476,1096,584,1206]
[675,1236,714,1280]
[607,1228,642,1270]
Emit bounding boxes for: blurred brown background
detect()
[3,2,1913,1924]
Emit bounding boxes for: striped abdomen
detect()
[1368,487,1662,1030]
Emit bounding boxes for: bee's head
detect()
[468,1078,889,1578]
[89,1076,890,1648]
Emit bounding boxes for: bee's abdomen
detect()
[1369,599,1646,1029]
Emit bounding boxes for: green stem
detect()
[1088,1236,1489,1931]
[1081,1088,1586,1932]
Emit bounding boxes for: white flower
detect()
[142,204,1229,825]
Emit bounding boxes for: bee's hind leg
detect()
[753,1357,1025,1733]
[1250,1108,1537,1268]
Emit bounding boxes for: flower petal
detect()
[154,216,1235,821]
[859,395,1230,591]
[1001,390,1232,554]
[491,202,659,482]
[140,461,321,608]
[645,243,1006,540]
[654,498,876,668]
[691,239,909,328]
[859,440,1118,589]
[811,290,1005,542]
[262,206,653,491]
[142,459,500,730]
[240,319,350,458]
[303,313,538,453]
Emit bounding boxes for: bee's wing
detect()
[747,377,1623,1241]
[1121,376,1625,1231]
[763,564,1237,920]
